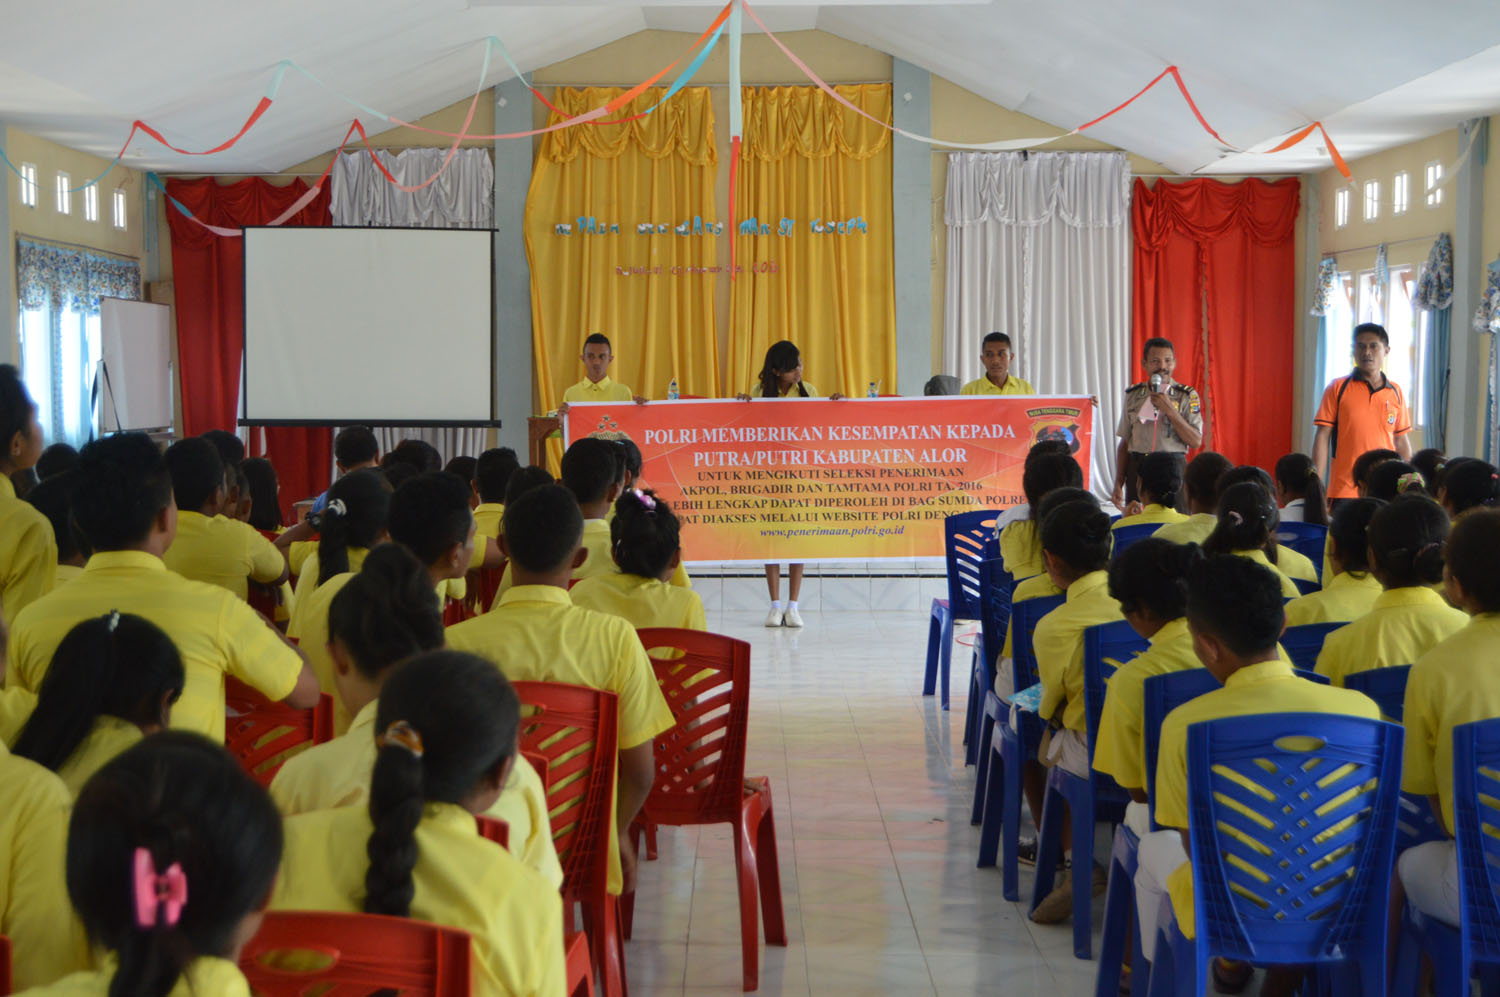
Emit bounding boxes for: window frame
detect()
[1393,171,1409,215]
[1362,179,1381,222]
[83,184,99,223]
[112,189,128,230]
[1334,188,1350,228]
[54,172,71,215]
[1425,161,1444,208]
[19,163,38,208]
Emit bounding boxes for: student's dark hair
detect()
[758,340,808,398]
[502,483,583,573]
[240,458,281,532]
[198,430,245,470]
[1186,554,1286,657]
[1351,448,1400,492]
[1025,439,1073,465]
[618,438,643,480]
[1183,451,1233,509]
[67,732,282,997]
[1366,460,1426,501]
[36,442,78,480]
[365,651,519,918]
[328,545,444,682]
[24,470,90,562]
[474,448,520,504]
[1040,499,1112,575]
[1108,539,1202,623]
[1022,454,1084,524]
[1273,452,1329,527]
[1433,455,1475,496]
[1215,464,1275,500]
[388,472,473,568]
[0,365,37,460]
[1136,452,1185,509]
[9,467,37,499]
[443,456,477,483]
[1411,448,1446,490]
[386,439,442,474]
[583,332,612,350]
[312,469,391,585]
[504,465,554,507]
[1441,459,1500,517]
[163,438,224,514]
[334,426,379,468]
[73,433,174,551]
[1203,481,1280,563]
[1034,487,1098,523]
[561,437,624,506]
[13,613,184,774]
[1367,494,1450,588]
[1447,509,1500,613]
[611,489,681,579]
[1141,337,1174,362]
[982,331,1012,349]
[382,461,419,491]
[1353,322,1389,348]
[1328,497,1383,577]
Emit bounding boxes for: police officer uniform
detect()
[1116,380,1203,505]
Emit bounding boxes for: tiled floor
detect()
[624,609,1101,996]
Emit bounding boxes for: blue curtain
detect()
[1424,305,1451,450]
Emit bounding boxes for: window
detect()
[1351,264,1424,423]
[1335,188,1350,228]
[55,173,70,215]
[83,184,99,223]
[1320,270,1356,389]
[112,189,127,229]
[1393,171,1409,215]
[1425,161,1444,207]
[18,163,37,207]
[1363,180,1380,221]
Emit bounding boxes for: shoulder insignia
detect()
[1127,382,1146,392]
[1172,383,1196,394]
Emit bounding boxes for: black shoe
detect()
[1017,835,1037,866]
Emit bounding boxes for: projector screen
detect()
[243,227,495,425]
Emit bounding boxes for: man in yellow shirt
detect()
[960,332,1036,395]
[448,484,674,895]
[556,333,647,416]
[162,437,289,600]
[7,434,319,741]
[0,367,55,627]
[472,447,519,542]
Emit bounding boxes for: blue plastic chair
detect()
[1294,667,1331,685]
[924,509,1000,710]
[1030,620,1147,958]
[1344,664,1412,721]
[963,554,1011,768]
[1146,713,1403,997]
[976,594,1063,901]
[1394,718,1500,996]
[1110,523,1161,560]
[1292,576,1322,596]
[1280,622,1345,672]
[1276,522,1329,581]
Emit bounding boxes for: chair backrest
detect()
[634,628,752,827]
[1280,622,1346,672]
[240,910,472,995]
[1292,577,1321,596]
[1109,523,1160,560]
[1293,667,1331,685]
[944,509,1001,620]
[476,563,506,611]
[1081,621,1148,764]
[1142,669,1221,828]
[1185,713,1402,967]
[1450,718,1500,963]
[1276,522,1329,579]
[223,690,335,788]
[1343,665,1412,722]
[475,815,510,851]
[510,681,618,908]
[1010,594,1066,692]
[975,556,1014,686]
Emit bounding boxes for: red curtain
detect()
[1131,178,1300,472]
[163,177,333,522]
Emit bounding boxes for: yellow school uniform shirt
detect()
[447,585,675,895]
[1283,571,1382,628]
[1314,586,1469,688]
[1231,549,1301,599]
[55,715,142,798]
[490,518,616,607]
[999,520,1043,582]
[8,552,304,742]
[1402,613,1500,835]
[474,502,504,541]
[1153,660,1380,939]
[1001,573,1063,660]
[269,698,562,889]
[0,744,90,990]
[0,475,56,629]
[1092,618,1200,792]
[1034,570,1125,733]
[21,957,248,996]
[604,503,693,588]
[274,802,566,997]
[1152,512,1215,545]
[288,538,318,578]
[162,510,285,601]
[286,570,355,732]
[51,563,83,587]
[563,375,635,404]
[1111,504,1188,531]
[290,546,369,610]
[960,375,1036,395]
[570,571,707,632]
[1274,545,1319,585]
[0,686,36,746]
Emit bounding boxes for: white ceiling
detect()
[2,1,1499,176]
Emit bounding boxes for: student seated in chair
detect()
[1113,452,1188,529]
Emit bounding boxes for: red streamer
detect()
[120,96,273,158]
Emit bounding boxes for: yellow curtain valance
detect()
[740,84,892,162]
[537,86,717,166]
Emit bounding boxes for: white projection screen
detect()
[243,227,495,425]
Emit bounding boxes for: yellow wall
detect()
[1316,129,1457,274]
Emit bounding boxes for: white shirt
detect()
[1280,498,1305,523]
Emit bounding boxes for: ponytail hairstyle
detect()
[1107,538,1203,625]
[240,458,282,532]
[365,651,520,918]
[1203,480,1280,563]
[1411,448,1447,490]
[1135,452,1185,510]
[758,340,808,398]
[1351,448,1400,495]
[1327,497,1384,577]
[67,732,282,997]
[310,468,391,586]
[387,471,474,570]
[611,488,681,579]
[1040,499,1113,578]
[0,363,39,471]
[13,612,184,774]
[1440,459,1500,518]
[327,544,445,681]
[1366,460,1427,501]
[1273,452,1329,527]
[1367,494,1450,589]
[1023,454,1084,524]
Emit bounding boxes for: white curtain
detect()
[944,151,1131,496]
[330,149,494,460]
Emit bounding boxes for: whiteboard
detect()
[98,298,173,432]
[242,227,496,425]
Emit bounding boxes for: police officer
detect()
[1111,337,1204,509]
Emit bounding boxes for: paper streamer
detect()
[729,134,741,279]
[727,0,743,279]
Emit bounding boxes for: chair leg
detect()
[754,790,788,947]
[1030,779,1065,916]
[922,603,945,696]
[620,889,636,942]
[1390,909,1420,997]
[1095,828,1137,997]
[732,817,762,992]
[644,822,659,861]
[963,663,980,764]
[1070,781,1096,959]
[938,618,954,711]
[976,725,1005,868]
[585,898,628,997]
[1000,732,1026,901]
[970,707,997,825]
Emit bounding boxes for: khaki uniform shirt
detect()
[1116,380,1203,454]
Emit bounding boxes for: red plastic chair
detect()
[0,934,10,997]
[240,910,472,995]
[511,681,623,997]
[474,814,510,850]
[224,678,334,788]
[627,628,787,992]
[442,596,474,627]
[474,562,507,613]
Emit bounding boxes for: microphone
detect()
[1149,373,1164,394]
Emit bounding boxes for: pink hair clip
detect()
[133,848,188,929]
[1227,510,1244,526]
[634,489,657,512]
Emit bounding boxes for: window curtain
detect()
[1413,233,1453,450]
[1475,263,1500,462]
[943,151,1132,495]
[1132,177,1300,472]
[163,177,333,521]
[331,148,495,461]
[525,86,720,427]
[730,85,895,397]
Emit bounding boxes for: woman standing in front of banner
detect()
[737,341,846,628]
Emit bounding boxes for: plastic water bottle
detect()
[867,381,878,398]
[667,377,679,401]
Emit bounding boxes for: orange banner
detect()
[563,396,1094,562]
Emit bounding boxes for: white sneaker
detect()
[764,607,785,627]
[783,607,805,628]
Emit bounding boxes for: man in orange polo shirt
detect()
[1312,322,1413,502]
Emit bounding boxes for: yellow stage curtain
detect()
[730,85,895,396]
[525,86,720,422]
